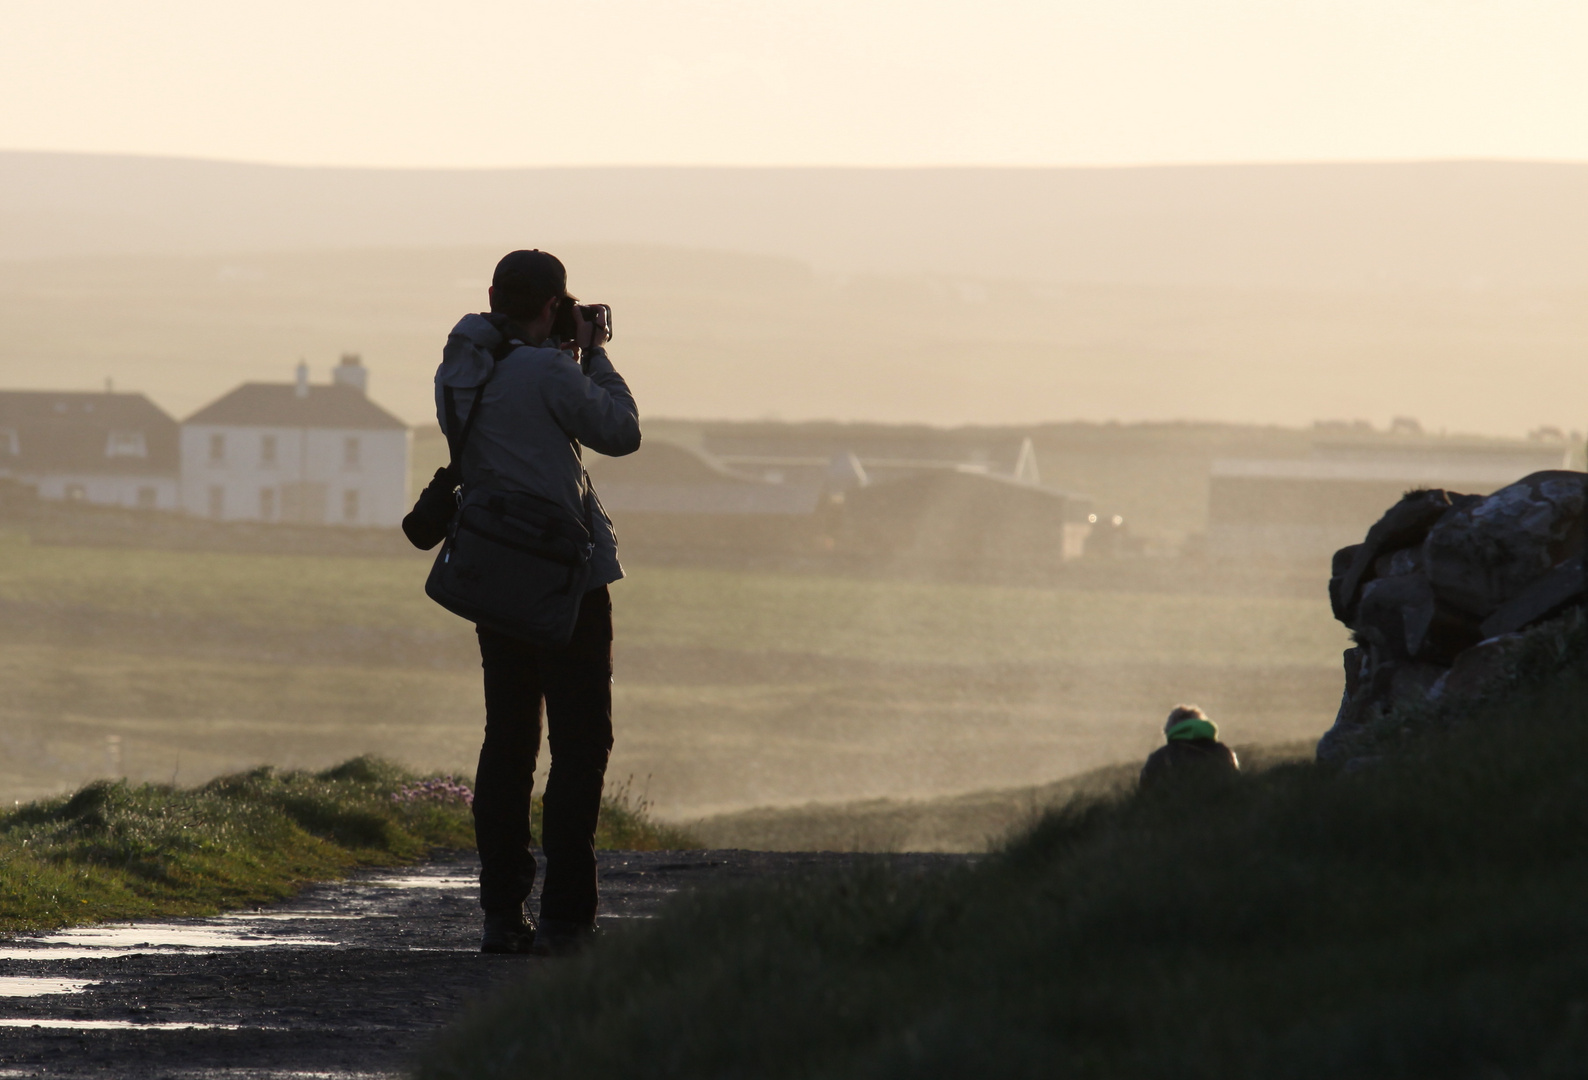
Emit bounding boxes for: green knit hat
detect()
[1164,705,1218,742]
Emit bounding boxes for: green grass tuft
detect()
[420,614,1588,1079]
[0,757,697,934]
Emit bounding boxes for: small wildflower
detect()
[391,777,474,808]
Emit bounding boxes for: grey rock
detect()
[1373,545,1424,579]
[1356,575,1432,660]
[1355,573,1480,663]
[1331,489,1462,623]
[1428,633,1525,703]
[1317,648,1373,762]
[1425,472,1588,618]
[1321,471,1588,762]
[1480,553,1587,638]
[1390,662,1446,703]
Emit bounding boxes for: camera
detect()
[550,299,613,346]
[402,465,460,550]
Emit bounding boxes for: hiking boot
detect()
[480,909,537,954]
[531,918,599,957]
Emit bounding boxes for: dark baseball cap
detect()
[491,249,567,317]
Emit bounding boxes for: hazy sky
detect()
[3,0,1585,168]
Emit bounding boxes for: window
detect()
[136,486,158,509]
[259,487,276,520]
[342,489,359,522]
[0,428,17,456]
[208,433,226,464]
[207,485,224,519]
[343,436,361,469]
[260,434,277,467]
[105,430,147,459]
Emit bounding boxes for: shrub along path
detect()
[0,848,966,1078]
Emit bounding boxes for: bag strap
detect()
[581,468,597,547]
[442,320,525,469]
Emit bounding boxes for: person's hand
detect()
[573,305,611,350]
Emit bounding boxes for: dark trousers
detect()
[473,586,613,924]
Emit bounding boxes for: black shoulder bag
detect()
[404,331,595,646]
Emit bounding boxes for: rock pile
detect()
[1320,469,1588,760]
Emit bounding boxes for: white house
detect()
[180,356,409,527]
[0,390,180,509]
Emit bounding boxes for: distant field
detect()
[0,533,1349,818]
[0,536,1338,666]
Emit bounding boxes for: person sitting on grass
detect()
[1139,704,1240,789]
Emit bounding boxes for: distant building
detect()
[588,441,822,515]
[180,356,409,527]
[0,390,179,509]
[587,436,1092,568]
[839,467,1093,574]
[1209,438,1574,559]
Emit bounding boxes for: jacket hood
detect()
[438,313,508,389]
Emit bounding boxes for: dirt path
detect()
[0,850,970,1078]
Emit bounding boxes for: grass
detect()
[689,743,1315,853]
[0,757,695,935]
[0,531,1343,668]
[420,614,1588,1079]
[0,531,1347,817]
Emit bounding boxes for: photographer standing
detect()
[433,250,641,955]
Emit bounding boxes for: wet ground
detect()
[0,850,970,1078]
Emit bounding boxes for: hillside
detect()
[688,742,1313,853]
[3,155,1588,436]
[7,154,1588,292]
[421,606,1588,1078]
[4,244,1587,438]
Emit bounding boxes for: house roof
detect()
[586,440,823,515]
[844,468,1094,523]
[586,440,764,484]
[185,383,406,430]
[595,482,823,516]
[0,391,178,474]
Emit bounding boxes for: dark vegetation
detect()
[689,743,1314,853]
[0,758,694,934]
[422,610,1588,1078]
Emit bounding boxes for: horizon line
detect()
[5,148,1588,173]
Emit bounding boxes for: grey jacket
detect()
[434,313,641,589]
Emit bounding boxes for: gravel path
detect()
[0,850,970,1078]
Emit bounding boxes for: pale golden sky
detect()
[3,0,1585,168]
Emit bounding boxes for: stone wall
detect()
[1320,470,1588,760]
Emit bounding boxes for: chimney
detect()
[333,352,368,395]
[825,451,869,492]
[295,361,310,398]
[1013,437,1041,486]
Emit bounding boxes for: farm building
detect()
[837,466,1093,576]
[585,440,826,556]
[1209,438,1573,559]
[586,437,1092,570]
[0,390,179,509]
[180,356,409,527]
[588,440,823,516]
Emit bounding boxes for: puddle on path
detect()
[0,923,337,961]
[217,913,370,922]
[360,874,475,890]
[0,1018,246,1031]
[0,867,480,962]
[0,977,96,997]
